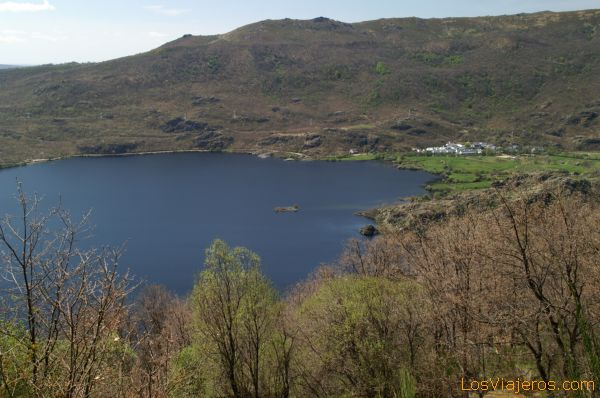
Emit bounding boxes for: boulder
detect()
[259,135,293,146]
[161,117,215,133]
[344,132,369,146]
[565,111,598,127]
[581,111,598,127]
[192,96,220,106]
[232,115,271,123]
[391,123,412,131]
[408,128,428,136]
[545,128,565,137]
[303,135,322,149]
[359,225,379,237]
[577,138,600,151]
[274,205,300,213]
[195,131,233,151]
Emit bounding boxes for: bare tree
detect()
[126,284,191,398]
[391,188,600,396]
[489,192,600,383]
[0,185,133,398]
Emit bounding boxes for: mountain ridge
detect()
[1,9,600,165]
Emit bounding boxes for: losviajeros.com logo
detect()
[461,377,595,394]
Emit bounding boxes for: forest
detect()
[1,177,599,398]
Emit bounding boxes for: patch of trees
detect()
[1,184,600,397]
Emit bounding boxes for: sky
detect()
[2,0,600,65]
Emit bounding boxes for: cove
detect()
[0,153,433,293]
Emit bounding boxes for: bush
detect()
[374,61,390,75]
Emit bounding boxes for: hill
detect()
[1,10,600,165]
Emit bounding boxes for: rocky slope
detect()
[1,10,600,165]
[365,173,600,229]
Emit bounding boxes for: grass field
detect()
[392,153,600,195]
[329,151,600,196]
[324,153,381,161]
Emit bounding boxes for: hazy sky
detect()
[2,0,600,65]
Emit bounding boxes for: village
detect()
[412,141,498,155]
[409,141,547,156]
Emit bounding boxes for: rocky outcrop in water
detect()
[274,205,300,213]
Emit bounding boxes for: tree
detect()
[395,187,600,396]
[489,193,600,385]
[190,240,278,398]
[0,185,133,398]
[126,285,192,398]
[292,275,426,398]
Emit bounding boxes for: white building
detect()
[417,142,483,155]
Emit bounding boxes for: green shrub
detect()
[374,61,390,75]
[445,55,464,65]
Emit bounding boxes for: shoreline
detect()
[1,148,437,232]
[1,149,451,203]
[20,149,216,168]
[6,148,317,170]
[9,148,405,169]
[3,148,440,202]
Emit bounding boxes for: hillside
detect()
[1,10,600,165]
[365,171,599,228]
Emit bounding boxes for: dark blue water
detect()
[0,153,432,293]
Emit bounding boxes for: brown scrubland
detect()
[1,176,599,397]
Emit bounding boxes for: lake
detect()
[0,153,432,293]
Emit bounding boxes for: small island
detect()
[274,205,300,213]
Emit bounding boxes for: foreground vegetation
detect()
[1,177,599,397]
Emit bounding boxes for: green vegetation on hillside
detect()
[392,152,600,194]
[2,10,600,165]
[326,151,600,196]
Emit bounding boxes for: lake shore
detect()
[0,152,433,291]
[6,148,319,170]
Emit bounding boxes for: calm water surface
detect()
[0,153,432,293]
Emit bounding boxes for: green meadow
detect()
[329,151,600,195]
